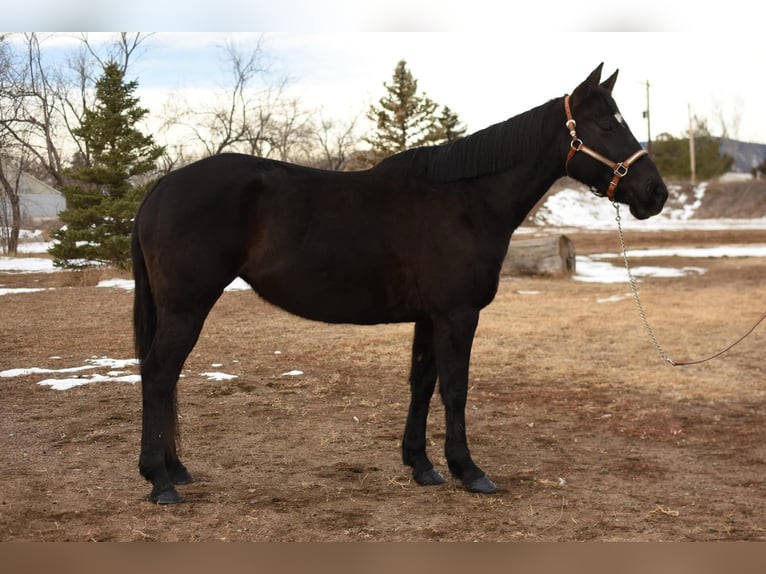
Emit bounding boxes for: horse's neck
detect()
[479,102,567,232]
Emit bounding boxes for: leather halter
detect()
[564,94,649,201]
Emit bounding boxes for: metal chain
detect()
[612,202,677,365]
[612,202,766,366]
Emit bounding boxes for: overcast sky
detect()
[6,3,766,144]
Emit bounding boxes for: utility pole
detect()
[643,80,652,155]
[688,103,696,185]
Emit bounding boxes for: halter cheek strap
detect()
[564,95,648,201]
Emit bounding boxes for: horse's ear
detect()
[601,69,619,93]
[570,63,604,108]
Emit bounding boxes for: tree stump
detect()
[502,235,576,277]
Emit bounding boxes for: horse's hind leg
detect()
[139,306,211,504]
[402,319,445,486]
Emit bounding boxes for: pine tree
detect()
[50,62,164,269]
[436,106,467,144]
[651,118,734,181]
[363,60,465,165]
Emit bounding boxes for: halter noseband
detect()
[564,94,648,201]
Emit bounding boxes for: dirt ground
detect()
[1,227,765,541]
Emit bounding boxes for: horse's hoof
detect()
[465,475,497,494]
[413,468,446,486]
[151,487,183,505]
[170,468,194,485]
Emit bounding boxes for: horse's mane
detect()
[374,98,559,183]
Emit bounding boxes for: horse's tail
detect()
[132,211,156,364]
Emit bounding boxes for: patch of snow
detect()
[200,371,238,381]
[17,242,53,254]
[574,256,706,284]
[225,278,251,291]
[0,287,47,296]
[593,244,766,259]
[86,357,138,369]
[532,183,766,231]
[1,356,141,391]
[0,257,57,273]
[91,277,251,292]
[597,293,633,303]
[281,370,304,376]
[97,278,135,290]
[37,373,141,391]
[0,365,97,377]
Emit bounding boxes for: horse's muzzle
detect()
[630,181,668,220]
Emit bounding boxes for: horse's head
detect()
[564,64,667,220]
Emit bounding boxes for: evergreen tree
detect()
[50,62,164,269]
[651,118,734,181]
[437,105,467,144]
[363,60,465,165]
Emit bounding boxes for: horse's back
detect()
[135,154,422,321]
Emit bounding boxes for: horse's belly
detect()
[245,264,419,325]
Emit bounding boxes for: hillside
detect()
[690,179,766,218]
[719,138,766,174]
[530,177,766,230]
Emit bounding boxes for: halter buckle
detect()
[614,163,629,177]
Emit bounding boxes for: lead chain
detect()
[613,202,677,366]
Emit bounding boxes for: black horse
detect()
[132,64,667,504]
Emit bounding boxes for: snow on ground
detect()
[574,244,766,283]
[575,257,706,283]
[0,255,250,294]
[0,256,56,273]
[0,357,141,391]
[200,372,239,381]
[0,356,251,391]
[0,287,48,296]
[593,244,766,259]
[96,278,134,290]
[533,184,766,231]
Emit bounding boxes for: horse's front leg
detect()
[402,318,445,486]
[433,308,497,494]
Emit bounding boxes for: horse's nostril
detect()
[649,181,668,206]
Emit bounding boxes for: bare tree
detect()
[712,94,743,141]
[77,32,151,75]
[161,36,322,164]
[164,37,276,157]
[313,111,361,170]
[0,34,28,254]
[159,36,365,169]
[0,33,65,186]
[0,32,151,252]
[268,96,315,162]
[0,33,149,185]
[0,153,25,254]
